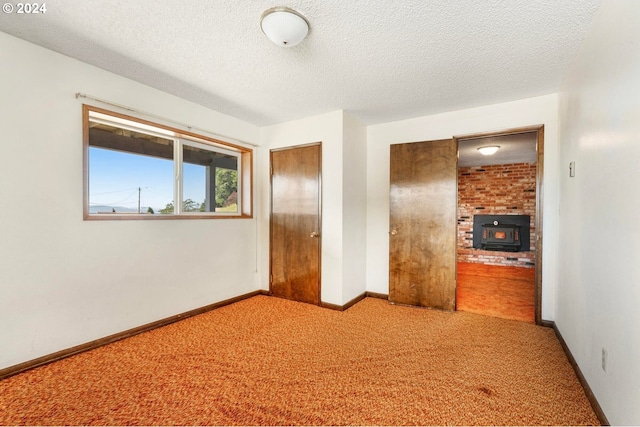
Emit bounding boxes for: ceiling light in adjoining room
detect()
[260,7,309,47]
[477,146,500,156]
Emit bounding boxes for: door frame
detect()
[454,125,544,325]
[269,142,323,305]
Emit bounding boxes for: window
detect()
[83,105,252,219]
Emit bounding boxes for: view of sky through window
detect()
[88,147,206,213]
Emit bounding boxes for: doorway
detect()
[454,126,543,324]
[270,143,322,305]
[387,126,543,324]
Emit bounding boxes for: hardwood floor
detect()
[456,262,535,323]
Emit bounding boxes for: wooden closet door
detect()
[270,143,321,305]
[389,139,457,310]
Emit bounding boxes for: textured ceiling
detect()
[458,132,538,167]
[0,0,600,126]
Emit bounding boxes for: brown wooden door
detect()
[389,139,457,310]
[270,143,321,305]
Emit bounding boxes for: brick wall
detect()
[458,163,536,268]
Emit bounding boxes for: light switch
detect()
[569,161,575,177]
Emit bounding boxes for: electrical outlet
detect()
[602,347,607,372]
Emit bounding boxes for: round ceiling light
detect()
[477,146,500,155]
[260,7,309,47]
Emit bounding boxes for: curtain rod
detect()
[75,92,258,148]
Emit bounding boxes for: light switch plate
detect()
[569,161,575,177]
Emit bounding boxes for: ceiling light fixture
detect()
[477,146,500,155]
[260,6,309,47]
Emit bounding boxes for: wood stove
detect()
[481,223,521,251]
[473,215,530,252]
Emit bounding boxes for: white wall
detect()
[342,112,368,303]
[557,1,640,424]
[366,94,560,320]
[258,111,345,305]
[0,32,260,370]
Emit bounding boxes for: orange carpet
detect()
[0,296,599,425]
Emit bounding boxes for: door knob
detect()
[390,229,398,236]
[310,232,320,238]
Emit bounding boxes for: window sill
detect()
[83,213,253,220]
